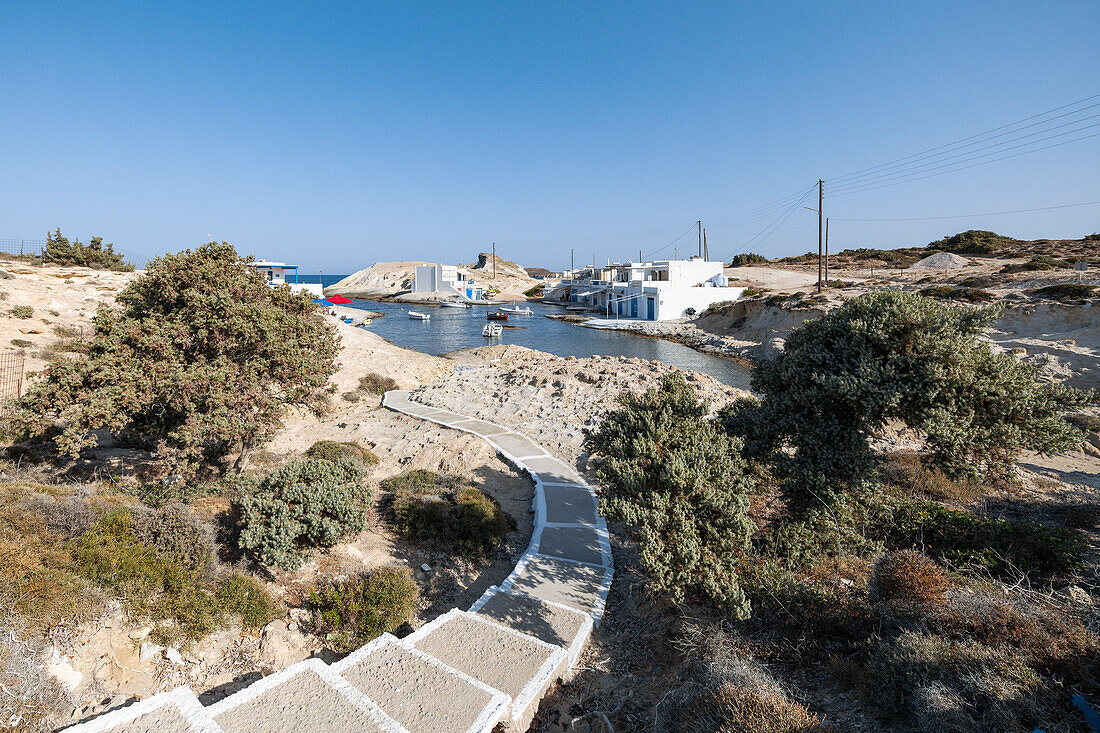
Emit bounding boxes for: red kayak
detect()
[486,312,508,321]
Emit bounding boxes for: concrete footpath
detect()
[65,390,613,733]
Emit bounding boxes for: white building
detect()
[249,261,324,298]
[544,257,743,321]
[414,264,486,300]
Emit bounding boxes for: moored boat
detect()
[482,323,503,337]
[486,312,508,321]
[500,305,533,315]
[408,311,430,320]
[439,301,468,308]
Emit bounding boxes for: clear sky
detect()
[2,1,1097,272]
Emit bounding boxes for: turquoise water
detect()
[345,299,752,389]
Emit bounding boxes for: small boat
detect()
[439,301,468,309]
[408,311,430,321]
[500,305,533,315]
[486,312,508,321]
[482,323,503,337]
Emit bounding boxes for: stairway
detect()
[63,390,612,733]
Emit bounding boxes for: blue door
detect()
[631,298,638,317]
[647,297,655,320]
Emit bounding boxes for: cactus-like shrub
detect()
[236,457,368,570]
[308,566,419,652]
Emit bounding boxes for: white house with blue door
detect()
[545,257,743,321]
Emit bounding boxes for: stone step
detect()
[470,587,593,669]
[404,609,568,731]
[502,554,615,624]
[205,658,407,733]
[331,633,509,733]
[534,521,612,567]
[62,687,222,733]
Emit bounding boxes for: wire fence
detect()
[0,238,150,270]
[0,352,25,401]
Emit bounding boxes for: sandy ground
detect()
[0,258,137,378]
[328,253,538,302]
[413,344,750,467]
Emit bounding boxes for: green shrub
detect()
[585,374,754,616]
[358,372,398,395]
[6,243,339,477]
[304,440,379,467]
[722,292,1094,513]
[741,288,765,297]
[885,500,1085,579]
[927,230,1019,255]
[1006,255,1072,272]
[523,283,545,297]
[236,458,369,570]
[1028,283,1098,301]
[216,573,279,628]
[10,339,32,348]
[42,229,133,271]
[729,252,769,267]
[308,566,419,652]
[872,550,950,616]
[387,475,515,558]
[919,286,996,303]
[10,305,33,319]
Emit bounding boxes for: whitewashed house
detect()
[413,264,486,300]
[249,260,324,297]
[545,257,743,321]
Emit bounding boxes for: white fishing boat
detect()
[500,305,533,315]
[408,311,430,321]
[439,301,469,308]
[482,323,503,337]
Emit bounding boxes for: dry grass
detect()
[880,453,983,505]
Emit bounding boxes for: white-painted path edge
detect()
[64,390,613,733]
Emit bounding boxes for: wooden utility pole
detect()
[492,242,496,279]
[638,249,642,262]
[825,217,829,284]
[817,179,824,292]
[703,227,709,261]
[697,220,702,257]
[570,248,574,272]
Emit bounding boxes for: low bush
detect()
[308,566,419,652]
[729,252,769,267]
[358,372,398,395]
[1028,283,1098,301]
[927,230,1019,255]
[872,550,950,616]
[523,283,545,297]
[675,684,830,733]
[384,470,515,558]
[1003,255,1072,272]
[10,339,32,348]
[304,440,379,467]
[741,287,766,297]
[862,631,1047,729]
[236,458,369,570]
[885,500,1085,579]
[217,573,279,628]
[919,286,996,303]
[10,305,33,319]
[879,453,982,504]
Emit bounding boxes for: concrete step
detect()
[470,586,593,669]
[404,609,568,731]
[502,554,615,623]
[331,633,509,733]
[205,658,407,733]
[62,687,222,733]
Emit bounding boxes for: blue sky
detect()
[1,1,1097,272]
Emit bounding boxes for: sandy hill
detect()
[329,253,538,301]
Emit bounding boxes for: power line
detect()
[722,187,817,263]
[829,92,1100,184]
[830,200,1100,222]
[828,118,1100,194]
[828,129,1100,197]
